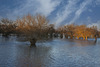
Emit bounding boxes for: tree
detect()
[89,26,98,41]
[0,18,16,36]
[16,14,50,46]
[74,25,98,40]
[64,24,75,39]
[56,26,66,38]
[74,25,88,40]
[48,24,55,38]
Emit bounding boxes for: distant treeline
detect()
[0,14,100,46]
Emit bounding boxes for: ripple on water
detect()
[0,36,100,67]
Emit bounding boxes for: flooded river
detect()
[0,36,100,67]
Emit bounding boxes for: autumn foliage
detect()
[0,14,100,46]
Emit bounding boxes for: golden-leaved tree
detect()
[74,25,91,40]
[16,14,50,46]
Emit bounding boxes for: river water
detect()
[0,36,100,67]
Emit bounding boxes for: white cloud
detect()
[69,0,93,24]
[7,0,61,20]
[1,0,99,28]
[54,0,79,27]
[36,0,61,16]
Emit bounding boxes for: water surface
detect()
[0,36,100,67]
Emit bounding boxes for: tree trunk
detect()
[30,38,37,47]
[60,34,63,38]
[77,36,79,39]
[83,37,85,40]
[70,35,73,39]
[95,37,97,41]
[65,35,68,39]
[86,36,88,40]
[54,33,58,37]
[50,33,53,38]
[84,37,85,40]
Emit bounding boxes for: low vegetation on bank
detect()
[0,14,100,46]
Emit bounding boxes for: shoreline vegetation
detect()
[0,14,100,46]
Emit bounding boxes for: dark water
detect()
[0,36,100,67]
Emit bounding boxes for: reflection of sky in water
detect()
[0,36,100,67]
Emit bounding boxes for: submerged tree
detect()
[0,18,16,36]
[48,24,55,38]
[74,25,90,40]
[57,26,64,38]
[64,24,75,39]
[89,26,98,41]
[73,25,99,40]
[16,14,50,46]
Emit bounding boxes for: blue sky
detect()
[0,0,100,29]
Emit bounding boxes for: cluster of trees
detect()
[0,14,100,46]
[0,14,56,46]
[59,24,99,40]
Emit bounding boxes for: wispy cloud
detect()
[6,0,61,20]
[0,0,100,27]
[69,0,93,24]
[36,0,61,16]
[54,0,79,27]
